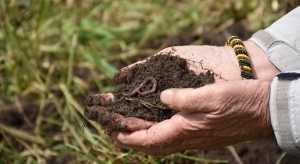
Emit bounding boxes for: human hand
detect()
[85,42,278,132]
[114,40,279,83]
[85,45,243,132]
[110,80,273,155]
[114,45,242,83]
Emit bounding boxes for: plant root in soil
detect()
[84,53,215,130]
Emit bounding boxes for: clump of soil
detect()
[84,52,214,127]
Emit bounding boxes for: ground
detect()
[1,19,300,163]
[83,22,300,163]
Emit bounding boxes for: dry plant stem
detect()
[124,97,166,109]
[227,145,243,164]
[128,77,157,96]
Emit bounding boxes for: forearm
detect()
[249,6,300,72]
[243,7,300,81]
[248,6,300,155]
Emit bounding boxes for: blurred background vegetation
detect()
[0,0,299,163]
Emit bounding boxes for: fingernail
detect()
[161,89,172,106]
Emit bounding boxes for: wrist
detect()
[243,40,280,81]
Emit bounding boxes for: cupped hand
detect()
[114,45,242,84]
[114,41,279,84]
[85,45,242,130]
[85,41,278,141]
[110,80,273,155]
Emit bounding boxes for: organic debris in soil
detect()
[84,52,215,126]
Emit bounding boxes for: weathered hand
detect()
[85,44,243,132]
[114,41,279,83]
[110,80,273,155]
[114,45,242,83]
[85,41,278,137]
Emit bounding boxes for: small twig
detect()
[227,145,243,164]
[125,97,166,109]
[276,152,286,164]
[128,77,157,96]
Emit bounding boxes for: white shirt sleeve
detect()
[270,72,300,155]
[250,6,300,72]
[249,7,300,155]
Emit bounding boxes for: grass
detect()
[0,0,298,163]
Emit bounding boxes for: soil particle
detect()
[84,52,215,126]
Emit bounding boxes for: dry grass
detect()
[0,0,298,163]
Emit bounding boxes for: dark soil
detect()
[112,54,214,121]
[84,53,215,126]
[83,22,250,128]
[82,22,300,163]
[2,21,300,163]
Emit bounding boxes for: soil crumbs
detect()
[85,53,214,125]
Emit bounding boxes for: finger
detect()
[115,131,185,155]
[112,68,129,84]
[118,117,156,131]
[113,60,146,84]
[84,105,155,131]
[85,93,114,107]
[111,119,181,149]
[160,87,215,113]
[84,105,124,130]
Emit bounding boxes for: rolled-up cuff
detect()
[270,71,300,155]
[250,30,300,72]
[249,7,300,72]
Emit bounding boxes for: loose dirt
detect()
[2,22,298,163]
[84,53,215,126]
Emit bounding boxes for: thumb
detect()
[160,87,214,113]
